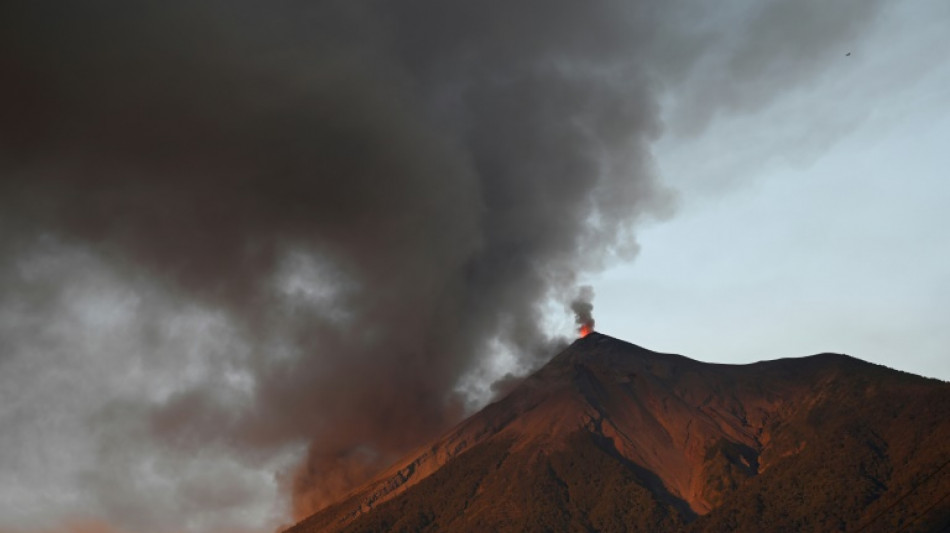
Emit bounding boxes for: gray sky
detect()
[593,1,950,382]
[0,2,948,533]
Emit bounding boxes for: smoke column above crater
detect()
[0,1,888,531]
[571,286,596,337]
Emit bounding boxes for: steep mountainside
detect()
[286,333,950,532]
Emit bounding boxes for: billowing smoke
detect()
[571,286,596,337]
[0,1,887,531]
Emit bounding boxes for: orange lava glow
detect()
[579,324,593,337]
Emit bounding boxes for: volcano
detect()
[286,333,950,532]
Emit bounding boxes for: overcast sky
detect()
[1,2,948,533]
[592,1,950,382]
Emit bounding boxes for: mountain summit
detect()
[287,333,950,532]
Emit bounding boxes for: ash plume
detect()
[0,1,888,531]
[571,286,596,336]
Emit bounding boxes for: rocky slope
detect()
[286,333,950,532]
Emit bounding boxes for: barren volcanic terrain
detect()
[287,333,950,532]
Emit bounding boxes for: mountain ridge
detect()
[286,333,950,532]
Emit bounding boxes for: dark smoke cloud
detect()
[571,285,596,335]
[0,1,887,530]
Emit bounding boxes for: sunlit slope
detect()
[287,333,950,532]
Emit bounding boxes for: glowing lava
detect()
[579,324,593,337]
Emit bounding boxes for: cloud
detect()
[0,1,887,530]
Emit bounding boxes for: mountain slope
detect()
[286,333,950,532]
